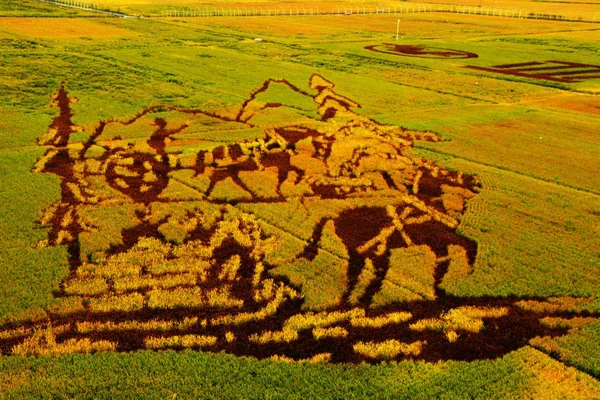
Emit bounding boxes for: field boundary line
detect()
[416,145,600,197]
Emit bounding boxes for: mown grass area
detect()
[0,4,599,396]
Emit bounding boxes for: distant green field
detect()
[0,1,599,397]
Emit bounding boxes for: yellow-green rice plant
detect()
[209,177,252,202]
[205,286,244,308]
[447,306,508,320]
[114,178,129,189]
[238,169,280,199]
[56,230,73,245]
[89,293,145,313]
[442,306,507,333]
[33,149,58,173]
[145,335,217,350]
[83,158,102,173]
[77,317,198,334]
[171,241,213,260]
[13,336,116,356]
[410,307,508,334]
[409,318,446,332]
[516,297,596,314]
[312,326,348,340]
[254,278,275,302]
[147,259,211,278]
[143,171,158,183]
[113,273,197,292]
[213,285,299,326]
[77,260,141,280]
[284,308,365,332]
[349,259,376,305]
[439,245,472,289]
[353,339,423,359]
[373,245,437,306]
[0,326,32,340]
[219,255,241,281]
[249,329,299,344]
[412,170,423,195]
[46,297,86,317]
[63,277,109,296]
[270,353,332,364]
[539,317,598,330]
[113,165,139,178]
[39,202,62,226]
[147,287,203,309]
[350,312,413,328]
[75,238,173,279]
[0,308,48,327]
[446,330,459,343]
[11,325,113,356]
[252,261,265,288]
[399,193,458,229]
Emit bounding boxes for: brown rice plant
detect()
[147,287,203,309]
[350,312,413,328]
[283,308,365,332]
[88,293,145,313]
[249,329,299,344]
[145,335,217,350]
[63,277,109,296]
[353,339,424,359]
[312,326,348,340]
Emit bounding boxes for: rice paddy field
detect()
[0,0,599,397]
